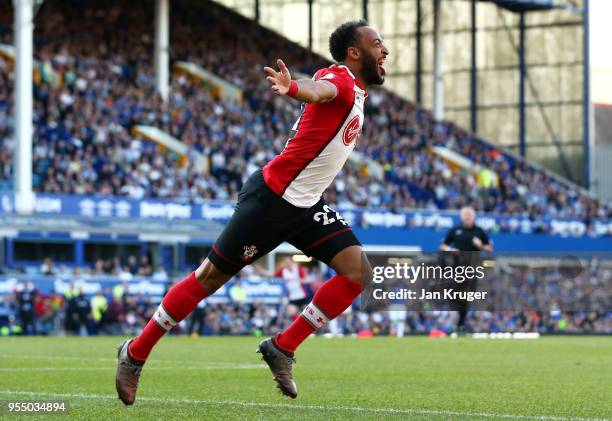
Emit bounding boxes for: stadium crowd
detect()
[1,256,610,336]
[0,0,609,224]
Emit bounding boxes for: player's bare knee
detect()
[333,247,372,287]
[194,259,231,294]
[344,251,372,288]
[359,251,373,287]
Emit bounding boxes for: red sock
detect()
[128,272,207,362]
[275,275,363,354]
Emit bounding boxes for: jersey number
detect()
[313,205,347,226]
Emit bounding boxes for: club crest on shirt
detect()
[240,245,258,262]
[342,115,361,146]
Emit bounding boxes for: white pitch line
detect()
[0,390,606,421]
[0,354,117,362]
[0,365,264,372]
[0,355,260,368]
[0,368,110,372]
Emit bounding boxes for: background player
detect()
[116,20,388,404]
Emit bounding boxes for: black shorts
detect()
[208,169,361,275]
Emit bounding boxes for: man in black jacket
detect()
[15,281,37,335]
[440,207,493,332]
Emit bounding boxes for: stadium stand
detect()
[2,254,610,335]
[0,0,609,220]
[0,0,610,336]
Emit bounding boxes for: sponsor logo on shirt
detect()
[342,115,362,146]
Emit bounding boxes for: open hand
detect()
[263,59,292,95]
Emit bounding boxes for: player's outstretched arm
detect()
[264,59,337,104]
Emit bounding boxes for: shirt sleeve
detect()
[477,228,490,245]
[314,68,354,105]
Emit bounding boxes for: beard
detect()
[360,47,385,86]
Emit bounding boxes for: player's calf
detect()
[127,261,230,363]
[115,261,230,405]
[343,249,373,288]
[273,246,370,358]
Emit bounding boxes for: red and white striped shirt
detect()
[262,65,367,208]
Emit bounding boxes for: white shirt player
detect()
[262,65,367,208]
[281,266,307,302]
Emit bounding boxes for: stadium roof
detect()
[479,0,577,13]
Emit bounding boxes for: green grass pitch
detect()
[0,336,610,420]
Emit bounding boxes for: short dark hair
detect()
[329,20,368,63]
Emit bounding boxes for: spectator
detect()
[65,287,91,336]
[34,292,55,334]
[40,258,56,276]
[152,265,169,281]
[14,281,37,335]
[127,256,139,275]
[138,256,153,276]
[118,266,134,282]
[90,289,108,334]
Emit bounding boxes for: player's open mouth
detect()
[378,58,386,76]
